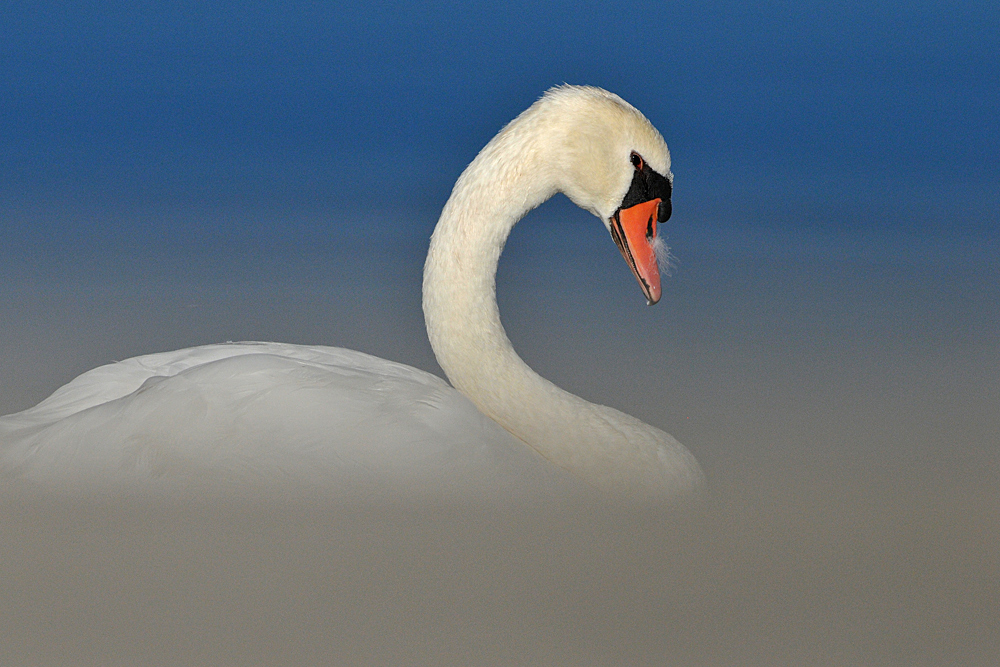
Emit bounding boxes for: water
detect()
[0,196,996,665]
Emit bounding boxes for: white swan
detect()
[0,86,703,499]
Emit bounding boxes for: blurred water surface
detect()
[0,188,997,664]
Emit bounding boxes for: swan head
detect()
[525,85,674,304]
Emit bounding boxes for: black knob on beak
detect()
[657,199,672,223]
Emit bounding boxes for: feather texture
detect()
[1,86,703,499]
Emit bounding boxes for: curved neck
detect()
[423,126,560,441]
[421,104,703,497]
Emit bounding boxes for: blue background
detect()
[1,5,998,663]
[3,1,996,230]
[1,1,997,470]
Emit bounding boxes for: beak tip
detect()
[646,286,662,305]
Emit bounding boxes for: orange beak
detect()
[609,198,662,304]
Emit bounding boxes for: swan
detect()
[0,85,704,499]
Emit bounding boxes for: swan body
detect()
[0,343,576,497]
[0,85,704,498]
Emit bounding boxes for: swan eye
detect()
[630,152,644,171]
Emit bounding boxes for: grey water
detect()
[0,180,997,665]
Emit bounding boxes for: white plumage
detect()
[0,86,704,499]
[1,343,573,497]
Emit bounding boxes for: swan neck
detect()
[422,125,557,429]
[421,89,704,498]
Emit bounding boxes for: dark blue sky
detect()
[1,0,997,251]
